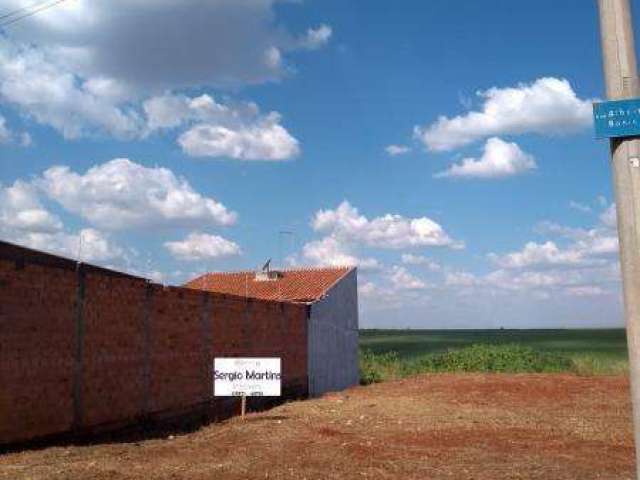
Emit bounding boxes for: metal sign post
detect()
[213,357,282,419]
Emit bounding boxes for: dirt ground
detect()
[0,374,634,480]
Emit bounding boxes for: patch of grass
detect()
[571,355,629,376]
[359,342,628,384]
[359,329,629,378]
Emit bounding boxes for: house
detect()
[186,266,360,397]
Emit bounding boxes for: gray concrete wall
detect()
[307,268,359,397]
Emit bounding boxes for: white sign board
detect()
[213,357,281,397]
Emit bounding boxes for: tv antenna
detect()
[261,258,271,272]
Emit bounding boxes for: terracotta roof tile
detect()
[184,266,353,303]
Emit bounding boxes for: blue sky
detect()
[0,0,627,328]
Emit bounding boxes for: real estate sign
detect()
[213,357,281,397]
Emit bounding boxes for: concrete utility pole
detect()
[597,0,640,476]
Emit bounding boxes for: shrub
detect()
[359,349,402,384]
[359,343,574,383]
[410,343,572,373]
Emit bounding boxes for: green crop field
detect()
[358,329,629,382]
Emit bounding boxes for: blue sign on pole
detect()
[593,98,640,139]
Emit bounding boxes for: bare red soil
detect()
[0,374,634,480]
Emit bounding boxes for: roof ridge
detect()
[197,265,353,276]
[277,265,352,273]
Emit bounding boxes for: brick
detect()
[0,242,310,445]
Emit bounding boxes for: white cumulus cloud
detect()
[390,266,428,290]
[142,93,240,133]
[22,228,125,264]
[600,203,617,229]
[445,271,479,287]
[0,1,327,148]
[415,77,594,151]
[0,115,11,143]
[401,253,441,271]
[435,137,536,179]
[300,236,380,271]
[67,228,126,264]
[38,158,237,230]
[0,44,142,140]
[0,178,126,264]
[164,232,241,261]
[0,113,33,146]
[178,114,299,161]
[298,24,333,50]
[312,200,461,250]
[502,204,620,271]
[565,286,607,297]
[0,180,62,234]
[569,201,592,213]
[489,241,592,269]
[145,93,300,161]
[294,201,459,276]
[468,203,622,299]
[1,0,331,91]
[385,144,411,156]
[0,46,300,159]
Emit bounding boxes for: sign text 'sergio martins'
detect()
[213,357,281,397]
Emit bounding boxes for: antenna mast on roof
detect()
[77,231,84,264]
[261,258,271,273]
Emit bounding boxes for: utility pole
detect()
[597,0,640,476]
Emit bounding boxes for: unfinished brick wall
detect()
[0,242,308,445]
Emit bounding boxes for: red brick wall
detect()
[81,272,149,427]
[0,242,308,445]
[0,258,76,444]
